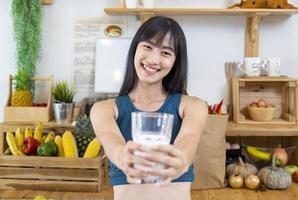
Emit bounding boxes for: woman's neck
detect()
[129,82,168,104]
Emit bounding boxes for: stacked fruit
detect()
[5,123,101,158]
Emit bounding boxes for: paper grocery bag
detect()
[191,114,228,190]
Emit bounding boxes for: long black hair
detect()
[119,16,188,96]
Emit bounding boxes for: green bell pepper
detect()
[37,140,58,156]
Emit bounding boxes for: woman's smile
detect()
[142,63,161,76]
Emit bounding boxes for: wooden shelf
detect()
[104,8,298,16]
[226,121,298,136]
[104,7,298,56]
[237,76,297,82]
[0,121,74,132]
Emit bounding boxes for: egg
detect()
[249,102,258,108]
[257,99,267,108]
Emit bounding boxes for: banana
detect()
[6,132,25,156]
[246,146,271,161]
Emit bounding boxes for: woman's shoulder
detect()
[181,95,207,106]
[180,95,208,114]
[91,98,118,118]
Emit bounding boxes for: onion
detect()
[231,143,240,150]
[245,175,260,190]
[226,142,231,150]
[228,174,243,189]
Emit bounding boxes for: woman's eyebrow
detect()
[146,40,174,52]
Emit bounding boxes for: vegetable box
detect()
[232,76,298,125]
[0,123,104,192]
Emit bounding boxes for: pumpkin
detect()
[227,157,257,178]
[257,155,292,189]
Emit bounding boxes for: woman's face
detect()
[134,33,176,85]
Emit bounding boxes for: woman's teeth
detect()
[143,65,159,73]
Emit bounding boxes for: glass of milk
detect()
[131,112,174,183]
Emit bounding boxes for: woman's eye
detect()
[143,44,152,50]
[162,51,172,56]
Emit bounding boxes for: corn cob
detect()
[33,123,43,142]
[24,127,33,139]
[6,132,25,156]
[62,131,78,158]
[83,138,101,158]
[15,128,24,149]
[45,131,55,143]
[54,135,64,157]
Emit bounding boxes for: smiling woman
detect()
[90,16,208,200]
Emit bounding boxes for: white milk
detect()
[133,132,171,183]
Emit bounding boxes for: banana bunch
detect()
[6,131,24,156]
[246,146,271,160]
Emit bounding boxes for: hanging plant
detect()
[11,0,43,106]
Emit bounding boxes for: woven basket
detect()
[248,106,276,122]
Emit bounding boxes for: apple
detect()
[285,165,298,175]
[273,148,288,167]
[292,170,298,183]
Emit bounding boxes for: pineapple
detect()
[75,115,96,157]
[10,69,33,107]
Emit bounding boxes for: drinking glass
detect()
[131,112,174,183]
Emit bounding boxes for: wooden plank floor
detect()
[1,184,298,200]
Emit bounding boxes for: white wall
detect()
[1,0,298,122]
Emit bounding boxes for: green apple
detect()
[285,165,298,175]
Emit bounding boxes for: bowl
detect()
[242,144,296,169]
[248,106,275,121]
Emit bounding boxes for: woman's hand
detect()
[140,144,189,186]
[118,141,155,184]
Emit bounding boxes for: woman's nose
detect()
[146,51,160,64]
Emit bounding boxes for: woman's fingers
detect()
[142,151,182,169]
[148,166,177,178]
[126,175,142,184]
[151,144,182,157]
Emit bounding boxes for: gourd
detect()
[257,155,292,189]
[227,157,257,178]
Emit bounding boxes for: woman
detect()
[90,16,208,200]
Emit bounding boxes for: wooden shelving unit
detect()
[104,7,298,56]
[104,7,298,138]
[104,8,298,16]
[226,121,298,136]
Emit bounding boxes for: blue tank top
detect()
[110,93,194,186]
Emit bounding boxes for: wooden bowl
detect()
[248,106,275,122]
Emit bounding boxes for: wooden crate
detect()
[4,75,53,123]
[232,76,298,125]
[0,124,104,192]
